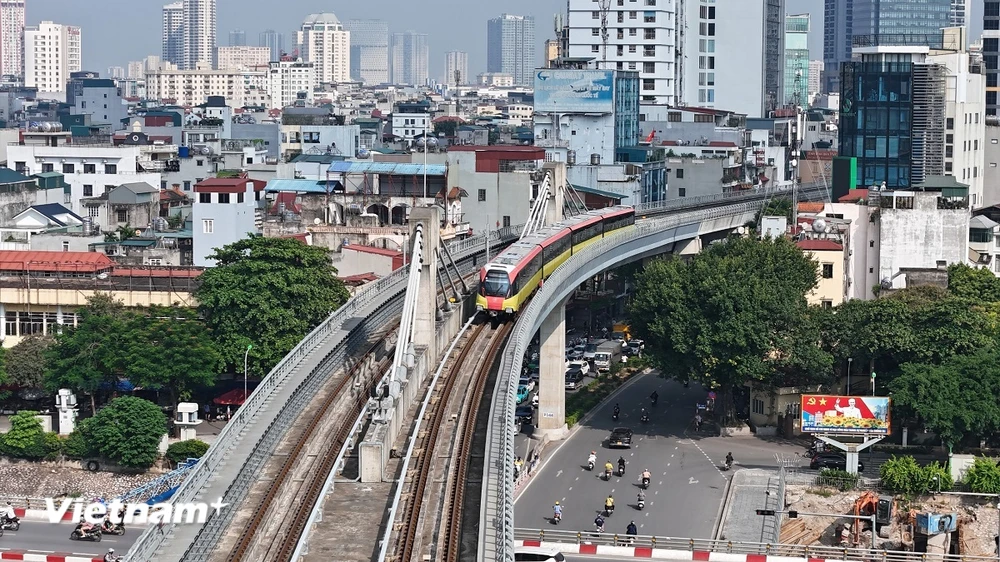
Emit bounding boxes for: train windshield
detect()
[481,270,511,297]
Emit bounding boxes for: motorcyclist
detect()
[605,495,615,515]
[641,468,651,486]
[604,460,614,477]
[650,391,658,405]
[104,548,118,562]
[617,456,626,474]
[1,501,16,524]
[725,452,734,469]
[637,489,646,504]
[595,514,605,532]
[640,408,649,422]
[553,501,563,520]
[587,451,597,468]
[76,516,95,535]
[613,403,621,418]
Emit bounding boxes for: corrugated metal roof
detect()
[0,250,115,272]
[265,179,330,194]
[570,183,625,200]
[327,161,447,176]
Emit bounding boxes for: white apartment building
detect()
[146,62,268,107]
[445,51,468,86]
[268,59,315,109]
[478,72,514,87]
[127,60,144,79]
[0,0,25,78]
[7,143,162,216]
[24,21,81,99]
[296,13,350,86]
[932,46,986,207]
[217,46,270,70]
[566,0,676,105]
[808,60,823,96]
[161,2,183,67]
[392,112,429,144]
[182,0,216,70]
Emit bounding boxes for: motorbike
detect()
[0,516,19,531]
[101,521,126,535]
[605,504,615,517]
[640,413,650,423]
[637,496,645,510]
[612,410,620,421]
[553,511,562,524]
[618,463,626,477]
[70,525,103,542]
[604,468,612,481]
[722,459,733,472]
[587,459,595,471]
[641,476,650,489]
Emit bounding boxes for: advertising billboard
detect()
[800,395,891,435]
[534,69,614,113]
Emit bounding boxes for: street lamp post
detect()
[243,344,253,402]
[847,357,853,394]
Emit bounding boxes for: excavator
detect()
[850,491,881,546]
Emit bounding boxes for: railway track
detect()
[392,319,513,562]
[223,334,393,562]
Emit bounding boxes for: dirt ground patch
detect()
[782,485,999,557]
[0,463,157,501]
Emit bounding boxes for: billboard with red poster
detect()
[800,395,891,435]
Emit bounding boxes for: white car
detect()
[518,375,536,392]
[532,393,539,408]
[515,545,565,562]
[567,360,590,376]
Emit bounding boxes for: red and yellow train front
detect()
[476,266,517,315]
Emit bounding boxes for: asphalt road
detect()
[515,372,807,539]
[0,520,138,558]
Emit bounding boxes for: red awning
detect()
[213,389,248,405]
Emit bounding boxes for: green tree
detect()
[120,306,223,404]
[44,294,133,414]
[947,263,1000,302]
[963,458,1000,494]
[195,236,350,377]
[432,119,460,137]
[78,396,167,469]
[0,410,56,460]
[165,439,209,464]
[630,236,824,422]
[909,297,998,364]
[752,198,793,228]
[5,336,52,389]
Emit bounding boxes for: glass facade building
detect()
[614,71,640,151]
[852,0,951,46]
[784,14,810,107]
[985,1,1000,115]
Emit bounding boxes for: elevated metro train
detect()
[476,206,636,316]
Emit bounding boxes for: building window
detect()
[478,189,486,202]
[199,193,211,203]
[116,209,128,223]
[41,163,53,173]
[62,163,74,174]
[218,193,230,204]
[83,184,93,197]
[821,263,834,279]
[751,398,765,416]
[592,11,600,18]
[678,187,686,197]
[14,161,25,173]
[202,219,214,234]
[668,112,681,122]
[946,117,954,130]
[62,241,69,252]
[643,62,655,73]
[503,216,511,227]
[84,163,95,173]
[105,164,117,174]
[182,180,191,191]
[196,159,204,166]
[821,300,833,309]
[238,191,245,203]
[592,45,600,53]
[147,258,163,266]
[675,168,684,178]
[644,29,655,40]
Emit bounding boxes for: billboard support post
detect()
[816,435,883,475]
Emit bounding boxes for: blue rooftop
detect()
[265,179,333,194]
[327,161,446,176]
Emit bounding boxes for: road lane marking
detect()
[689,477,699,484]
[568,486,573,491]
[555,469,563,478]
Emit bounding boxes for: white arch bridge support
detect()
[521,163,568,239]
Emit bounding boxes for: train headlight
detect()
[505,307,514,314]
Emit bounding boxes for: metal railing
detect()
[481,200,771,562]
[514,528,1000,562]
[125,224,522,562]
[633,180,829,216]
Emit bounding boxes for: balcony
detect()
[534,137,569,148]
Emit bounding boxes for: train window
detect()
[482,270,511,298]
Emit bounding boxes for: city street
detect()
[0,520,138,558]
[515,372,806,538]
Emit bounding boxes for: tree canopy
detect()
[77,396,167,469]
[630,236,831,421]
[194,235,350,377]
[4,336,52,389]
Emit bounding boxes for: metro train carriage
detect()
[476,206,636,316]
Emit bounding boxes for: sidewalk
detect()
[516,539,842,562]
[717,469,782,544]
[0,553,101,562]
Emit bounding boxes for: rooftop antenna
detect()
[598,0,611,69]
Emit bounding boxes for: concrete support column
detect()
[534,302,569,441]
[411,206,440,362]
[543,162,566,225]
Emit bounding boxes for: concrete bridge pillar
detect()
[411,206,440,362]
[543,162,566,225]
[534,301,569,441]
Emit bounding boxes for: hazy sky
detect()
[28,0,983,79]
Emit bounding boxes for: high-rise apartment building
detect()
[486,14,535,87]
[445,51,468,86]
[296,13,350,86]
[808,60,823,95]
[390,31,428,86]
[162,2,184,67]
[229,29,246,46]
[565,0,676,105]
[823,0,853,95]
[763,0,786,113]
[343,19,389,84]
[24,21,81,96]
[107,66,125,79]
[217,46,270,70]
[784,14,810,108]
[0,0,24,78]
[985,0,1000,116]
[182,0,216,70]
[949,0,967,27]
[259,30,285,62]
[127,60,144,79]
[267,59,315,109]
[851,0,951,43]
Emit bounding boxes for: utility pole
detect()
[598,0,611,69]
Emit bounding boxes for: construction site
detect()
[780,485,999,557]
